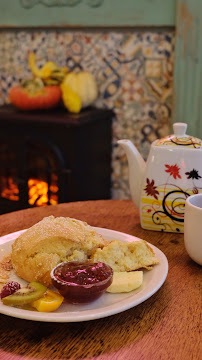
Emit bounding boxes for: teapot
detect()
[118,123,202,233]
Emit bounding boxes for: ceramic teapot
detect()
[118,123,202,233]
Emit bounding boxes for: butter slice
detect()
[106,271,143,293]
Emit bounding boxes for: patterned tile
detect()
[0,29,175,199]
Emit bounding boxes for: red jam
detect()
[51,261,113,304]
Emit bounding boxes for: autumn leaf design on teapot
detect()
[118,123,202,233]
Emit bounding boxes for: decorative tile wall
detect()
[0,29,175,199]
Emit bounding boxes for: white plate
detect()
[0,228,168,322]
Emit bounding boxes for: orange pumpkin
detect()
[9,79,61,111]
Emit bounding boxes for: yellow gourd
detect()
[62,71,98,108]
[29,53,68,85]
[28,53,98,113]
[60,83,82,113]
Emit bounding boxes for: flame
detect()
[0,176,58,206]
[0,176,19,201]
[28,178,58,206]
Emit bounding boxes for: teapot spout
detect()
[118,140,146,209]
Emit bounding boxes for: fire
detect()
[0,176,58,206]
[28,178,58,206]
[0,176,19,201]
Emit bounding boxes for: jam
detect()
[51,261,113,304]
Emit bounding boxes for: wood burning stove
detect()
[0,105,113,215]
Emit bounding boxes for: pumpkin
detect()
[62,71,98,109]
[9,78,61,111]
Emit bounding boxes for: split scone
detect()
[11,216,107,287]
[90,240,159,272]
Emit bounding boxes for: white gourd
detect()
[63,71,98,108]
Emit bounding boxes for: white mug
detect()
[184,194,202,265]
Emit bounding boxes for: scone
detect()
[11,216,107,286]
[90,240,159,272]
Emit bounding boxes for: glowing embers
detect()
[0,176,19,201]
[28,175,59,206]
[0,175,59,207]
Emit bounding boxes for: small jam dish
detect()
[51,261,113,304]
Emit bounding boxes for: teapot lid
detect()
[155,123,201,149]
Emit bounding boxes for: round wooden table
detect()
[0,200,201,360]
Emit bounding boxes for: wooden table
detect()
[0,200,201,360]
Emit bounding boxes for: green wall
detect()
[0,0,175,27]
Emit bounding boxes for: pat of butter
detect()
[106,271,143,293]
